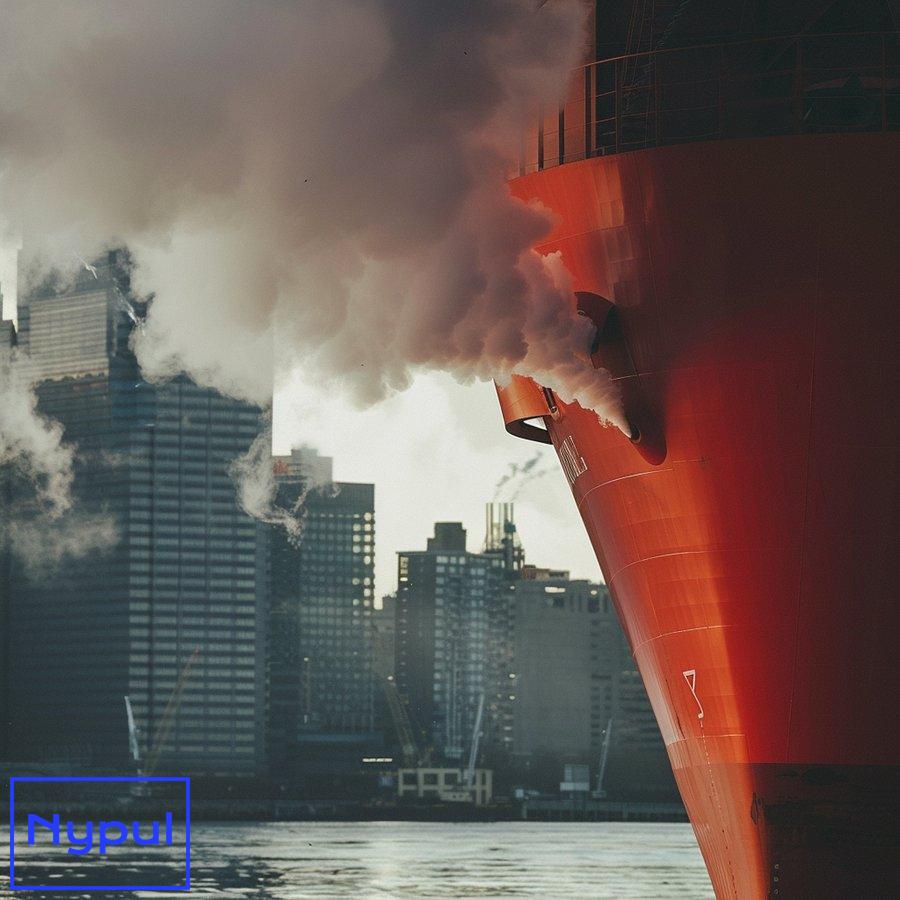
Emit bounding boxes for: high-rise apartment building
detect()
[7,253,268,775]
[267,447,377,780]
[395,522,505,762]
[480,504,526,760]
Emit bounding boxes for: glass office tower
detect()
[7,253,268,775]
[268,448,377,783]
[396,522,505,762]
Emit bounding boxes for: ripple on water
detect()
[14,821,714,899]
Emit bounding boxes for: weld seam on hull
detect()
[630,623,734,658]
[574,466,671,504]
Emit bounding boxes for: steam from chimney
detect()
[510,461,555,500]
[493,449,557,502]
[494,450,541,499]
[0,1,627,505]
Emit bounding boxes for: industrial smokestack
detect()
[484,501,524,575]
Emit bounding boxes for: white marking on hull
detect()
[559,435,587,485]
[683,668,704,720]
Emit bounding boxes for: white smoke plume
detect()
[7,513,118,577]
[0,1,627,521]
[229,425,305,543]
[0,352,74,518]
[0,350,118,569]
[229,423,344,544]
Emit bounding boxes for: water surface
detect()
[13,820,715,898]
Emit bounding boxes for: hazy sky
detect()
[273,370,601,600]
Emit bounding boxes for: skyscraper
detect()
[7,252,268,775]
[267,447,377,782]
[0,318,16,761]
[395,522,505,762]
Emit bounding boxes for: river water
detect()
[10,820,715,898]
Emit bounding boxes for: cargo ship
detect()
[496,3,899,896]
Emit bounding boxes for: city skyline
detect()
[0,261,666,796]
[0,260,602,605]
[273,371,601,601]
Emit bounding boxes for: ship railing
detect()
[520,30,900,174]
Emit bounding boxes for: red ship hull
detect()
[501,133,900,897]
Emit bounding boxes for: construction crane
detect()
[301,656,313,727]
[382,675,423,767]
[464,692,486,793]
[593,717,614,799]
[142,646,202,776]
[123,695,143,774]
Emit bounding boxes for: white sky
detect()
[273,370,602,600]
